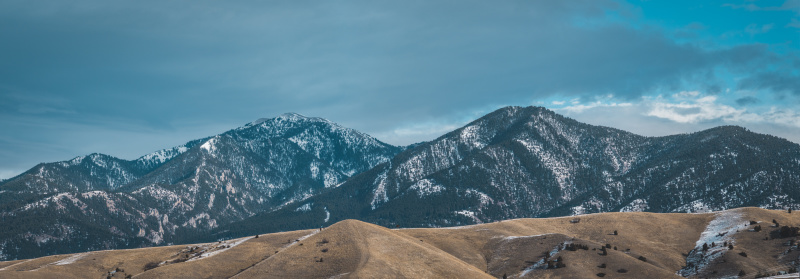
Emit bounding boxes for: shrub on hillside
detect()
[144,261,160,271]
[773,226,800,238]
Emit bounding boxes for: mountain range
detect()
[1,106,799,261]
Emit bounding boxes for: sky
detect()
[1,0,799,180]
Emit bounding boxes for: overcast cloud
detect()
[1,0,799,179]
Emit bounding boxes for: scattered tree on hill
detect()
[596,273,606,277]
[754,225,762,232]
[617,268,628,273]
[613,230,618,235]
[750,220,758,225]
[503,274,507,279]
[739,251,748,257]
[143,261,160,271]
[598,263,606,268]
[555,256,566,268]
[729,244,734,250]
[638,256,647,262]
[565,243,589,251]
[774,226,800,238]
[789,208,792,214]
[739,270,746,276]
[702,243,709,252]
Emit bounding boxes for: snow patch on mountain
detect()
[620,199,649,212]
[679,210,746,277]
[201,137,218,154]
[296,203,312,212]
[516,138,573,192]
[370,169,390,210]
[465,189,493,206]
[81,191,119,213]
[323,172,339,188]
[520,242,565,276]
[409,179,444,197]
[460,125,487,149]
[455,210,482,223]
[187,236,252,262]
[675,200,715,213]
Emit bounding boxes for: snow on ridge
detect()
[138,146,189,164]
[68,156,86,165]
[324,206,330,223]
[200,137,218,154]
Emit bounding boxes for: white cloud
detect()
[373,122,465,146]
[557,101,633,114]
[745,23,774,35]
[551,92,800,144]
[646,95,753,123]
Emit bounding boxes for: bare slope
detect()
[2,208,799,279]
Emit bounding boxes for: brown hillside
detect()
[2,207,800,278]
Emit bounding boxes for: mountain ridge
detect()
[0,113,402,260]
[2,106,800,261]
[212,106,800,239]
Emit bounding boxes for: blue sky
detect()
[1,0,799,179]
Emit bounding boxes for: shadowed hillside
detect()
[2,207,799,278]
